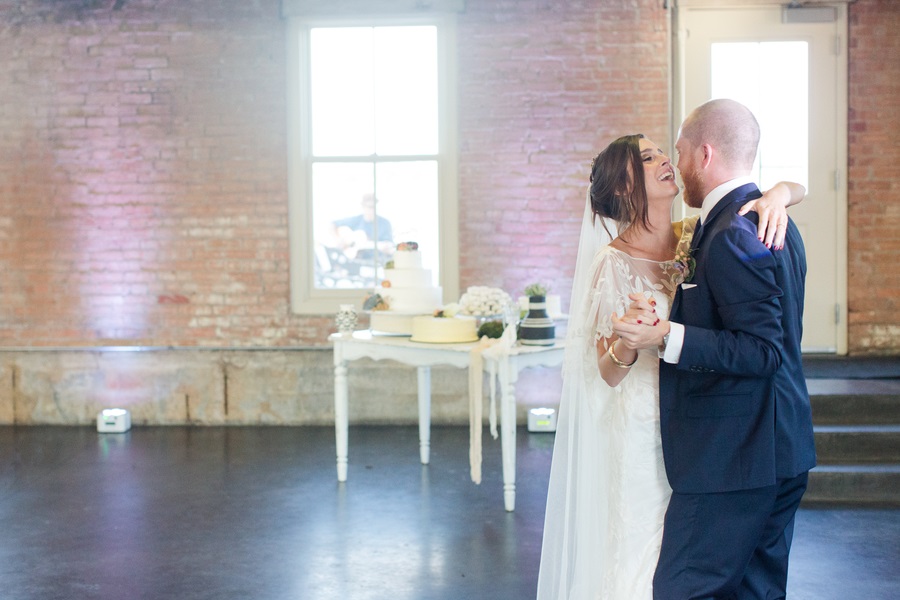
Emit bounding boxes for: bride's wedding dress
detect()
[537,216,695,600]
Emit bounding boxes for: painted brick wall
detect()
[0,0,896,355]
[456,0,670,306]
[847,0,900,354]
[0,1,332,347]
[0,0,669,348]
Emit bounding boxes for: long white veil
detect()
[564,189,616,371]
[536,189,617,598]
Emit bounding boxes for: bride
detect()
[536,134,804,599]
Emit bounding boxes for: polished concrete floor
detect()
[0,425,898,600]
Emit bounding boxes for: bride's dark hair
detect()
[589,133,650,237]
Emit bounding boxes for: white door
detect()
[675,4,848,353]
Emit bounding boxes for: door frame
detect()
[670,0,850,354]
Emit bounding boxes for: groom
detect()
[615,99,816,599]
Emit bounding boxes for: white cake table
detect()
[330,331,565,511]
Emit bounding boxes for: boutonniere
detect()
[673,246,696,283]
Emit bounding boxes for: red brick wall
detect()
[847,0,900,354]
[0,0,895,353]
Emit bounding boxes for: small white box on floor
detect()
[527,408,557,433]
[97,408,131,433]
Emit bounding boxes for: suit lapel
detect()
[692,183,761,249]
[674,183,761,317]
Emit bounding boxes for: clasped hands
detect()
[612,294,669,352]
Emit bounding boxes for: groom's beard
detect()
[681,167,704,209]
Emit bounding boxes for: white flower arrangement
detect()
[458,286,513,317]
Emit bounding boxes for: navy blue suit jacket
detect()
[660,183,816,494]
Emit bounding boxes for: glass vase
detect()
[335,304,358,335]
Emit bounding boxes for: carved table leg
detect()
[334,359,349,482]
[417,366,432,465]
[501,360,519,512]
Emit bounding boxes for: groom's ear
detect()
[700,143,714,169]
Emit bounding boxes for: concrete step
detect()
[807,378,900,425]
[803,355,900,379]
[801,376,900,505]
[804,464,900,505]
[811,394,900,425]
[813,425,900,463]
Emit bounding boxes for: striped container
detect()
[518,295,555,346]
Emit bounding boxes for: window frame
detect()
[286,14,459,315]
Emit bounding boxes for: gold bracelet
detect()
[607,341,637,368]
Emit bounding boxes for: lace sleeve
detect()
[584,249,632,351]
[564,247,622,382]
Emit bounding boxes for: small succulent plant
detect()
[524,283,548,298]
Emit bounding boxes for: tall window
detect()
[287,17,458,314]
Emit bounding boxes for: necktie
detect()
[690,219,704,250]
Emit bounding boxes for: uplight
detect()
[97,408,132,433]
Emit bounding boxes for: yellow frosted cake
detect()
[410,316,478,343]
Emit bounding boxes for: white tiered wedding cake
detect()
[369,242,443,335]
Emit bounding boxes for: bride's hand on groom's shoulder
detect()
[739,196,787,250]
[739,181,806,250]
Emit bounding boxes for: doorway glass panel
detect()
[711,41,809,190]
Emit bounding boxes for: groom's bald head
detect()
[680,99,760,172]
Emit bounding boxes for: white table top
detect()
[330,330,565,356]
